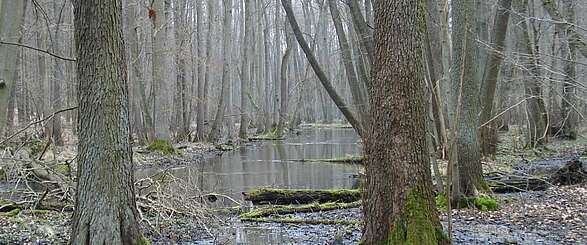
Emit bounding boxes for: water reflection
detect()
[138,128,362,203]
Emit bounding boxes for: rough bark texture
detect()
[71,0,144,244]
[450,0,486,203]
[479,0,513,155]
[361,1,445,244]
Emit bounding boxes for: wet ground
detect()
[1,127,586,244]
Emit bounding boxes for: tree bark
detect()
[0,0,25,137]
[541,0,587,59]
[70,0,144,243]
[208,0,233,142]
[558,0,578,140]
[512,0,548,147]
[479,0,513,155]
[239,0,252,138]
[450,0,486,204]
[362,1,446,243]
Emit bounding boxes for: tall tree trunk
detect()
[277,18,292,135]
[49,0,66,146]
[208,0,233,142]
[281,0,363,137]
[479,0,513,155]
[541,0,587,59]
[329,0,368,124]
[450,0,486,204]
[195,0,206,141]
[0,0,25,137]
[239,0,252,138]
[559,0,578,140]
[70,0,144,243]
[362,0,446,243]
[126,0,152,143]
[512,0,548,147]
[150,0,170,140]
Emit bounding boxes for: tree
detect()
[150,0,170,140]
[511,0,548,147]
[239,0,252,139]
[0,0,25,137]
[70,0,144,243]
[361,0,446,243]
[208,0,233,142]
[449,0,486,204]
[479,0,513,155]
[281,0,363,137]
[559,0,578,139]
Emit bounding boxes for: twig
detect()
[0,106,77,145]
[0,40,76,62]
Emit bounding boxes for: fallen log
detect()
[243,188,361,205]
[240,201,361,219]
[240,201,361,225]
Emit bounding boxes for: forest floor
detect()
[0,128,586,244]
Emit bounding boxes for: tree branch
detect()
[0,40,76,62]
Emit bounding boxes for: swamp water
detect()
[139,127,363,244]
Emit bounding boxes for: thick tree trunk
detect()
[281,0,363,137]
[362,0,446,244]
[195,0,206,141]
[450,0,486,204]
[208,0,233,142]
[150,0,170,140]
[70,0,144,243]
[479,0,513,156]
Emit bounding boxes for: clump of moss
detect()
[137,237,152,245]
[146,139,177,155]
[435,193,448,211]
[472,196,499,211]
[388,190,444,245]
[0,208,21,217]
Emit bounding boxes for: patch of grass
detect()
[146,139,177,155]
[435,193,448,211]
[473,196,499,211]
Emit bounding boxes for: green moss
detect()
[26,209,50,215]
[146,139,177,155]
[0,208,21,217]
[435,193,448,211]
[473,196,498,211]
[386,190,446,245]
[137,237,152,245]
[29,139,46,156]
[249,128,284,141]
[240,201,361,219]
[241,217,359,225]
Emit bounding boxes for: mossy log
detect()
[241,217,359,225]
[486,175,550,193]
[243,188,361,205]
[240,201,360,225]
[291,155,364,164]
[240,201,361,219]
